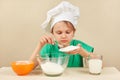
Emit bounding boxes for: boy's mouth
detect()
[61,40,68,43]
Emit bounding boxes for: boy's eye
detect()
[56,31,62,34]
[66,31,71,34]
[55,31,72,34]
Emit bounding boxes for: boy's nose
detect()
[61,33,67,38]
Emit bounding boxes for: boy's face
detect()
[52,21,75,47]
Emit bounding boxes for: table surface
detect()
[0,67,120,80]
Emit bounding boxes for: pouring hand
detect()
[39,34,55,47]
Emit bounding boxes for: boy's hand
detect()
[39,34,54,47]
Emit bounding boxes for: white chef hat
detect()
[41,1,80,32]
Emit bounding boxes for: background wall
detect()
[0,0,120,70]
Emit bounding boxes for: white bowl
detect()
[59,46,79,52]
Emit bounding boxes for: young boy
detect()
[30,1,94,68]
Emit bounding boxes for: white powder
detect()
[41,62,64,75]
[16,61,32,65]
[59,46,79,52]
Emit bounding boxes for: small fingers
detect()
[39,34,54,46]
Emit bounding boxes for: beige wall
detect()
[0,0,120,70]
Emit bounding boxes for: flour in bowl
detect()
[41,62,64,75]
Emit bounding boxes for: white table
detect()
[0,67,120,80]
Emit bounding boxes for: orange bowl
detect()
[11,61,34,75]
